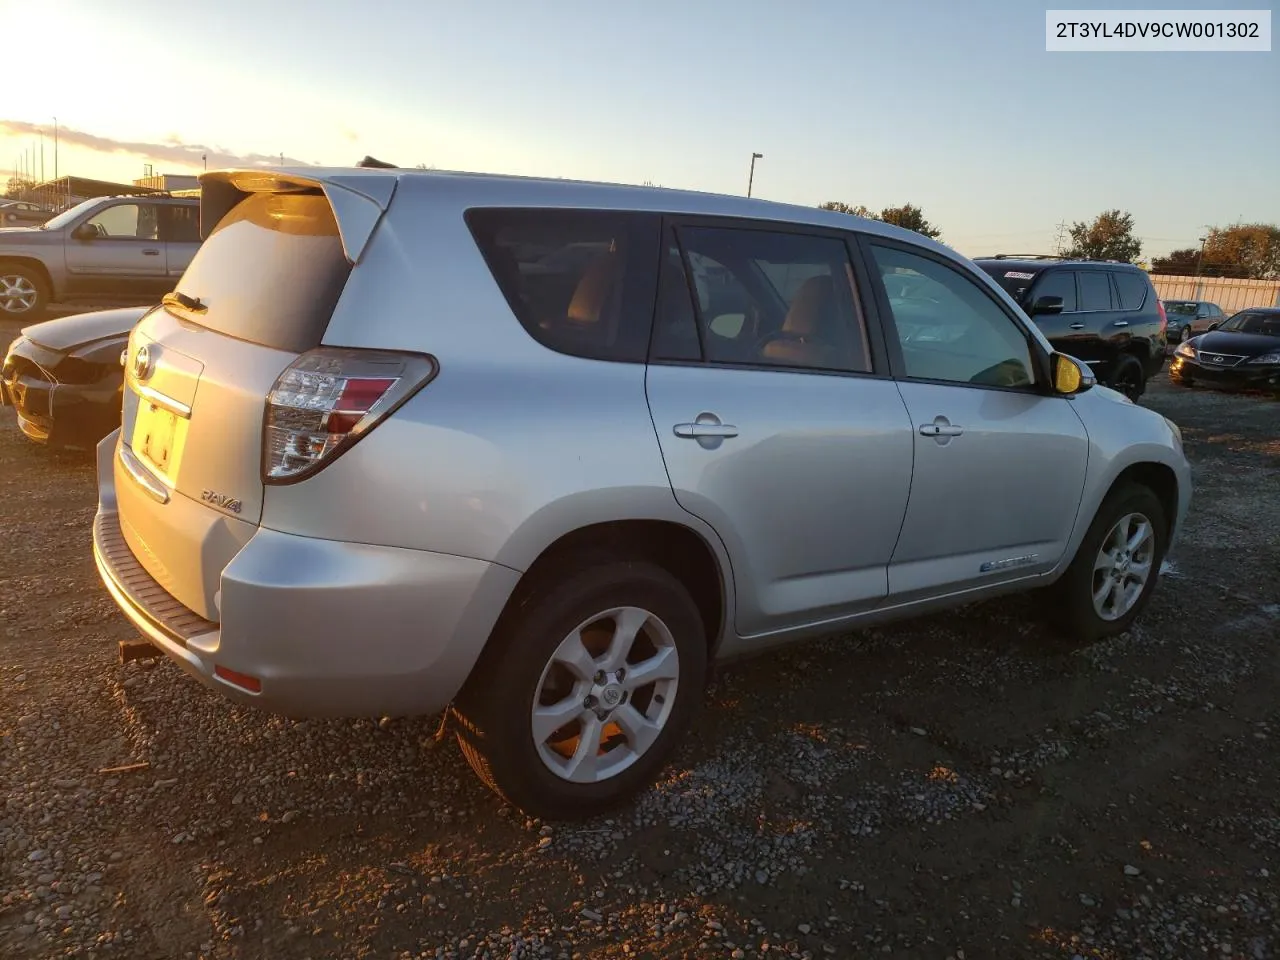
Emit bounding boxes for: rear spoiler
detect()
[197,169,399,265]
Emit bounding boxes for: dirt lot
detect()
[2,361,1278,960]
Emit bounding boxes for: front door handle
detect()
[1069,322,1086,330]
[1113,320,1129,327]
[674,412,738,449]
[919,416,964,443]
[674,422,739,439]
[142,248,161,256]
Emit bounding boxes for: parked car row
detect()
[14,171,1276,818]
[27,167,1188,821]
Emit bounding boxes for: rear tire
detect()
[1107,355,1146,402]
[453,559,707,820]
[0,263,49,320]
[1051,483,1167,645]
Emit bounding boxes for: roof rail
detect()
[990,253,1065,260]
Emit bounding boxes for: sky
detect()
[2,0,1277,258]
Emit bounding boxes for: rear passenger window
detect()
[466,209,660,363]
[1078,271,1114,311]
[667,226,871,374]
[1112,271,1149,310]
[1029,271,1077,312]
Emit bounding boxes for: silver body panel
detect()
[92,167,1192,718]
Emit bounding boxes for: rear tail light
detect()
[1156,299,1168,336]
[263,347,436,483]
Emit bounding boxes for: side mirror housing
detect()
[1030,295,1065,317]
[1051,352,1095,396]
[71,222,97,241]
[1208,321,1222,331]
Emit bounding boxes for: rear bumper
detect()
[93,430,521,718]
[1170,355,1280,390]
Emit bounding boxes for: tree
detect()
[1202,224,1280,280]
[877,203,941,240]
[818,201,874,217]
[4,176,36,200]
[1150,247,1203,276]
[1063,209,1142,262]
[818,201,941,239]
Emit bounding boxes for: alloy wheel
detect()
[531,606,679,783]
[0,274,38,314]
[1092,512,1155,621]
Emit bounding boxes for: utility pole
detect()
[746,152,763,198]
[39,133,44,182]
[53,117,58,181]
[1053,220,1068,255]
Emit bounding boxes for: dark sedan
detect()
[1,305,147,448]
[1169,307,1280,393]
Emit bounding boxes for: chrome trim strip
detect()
[128,377,192,418]
[118,444,171,504]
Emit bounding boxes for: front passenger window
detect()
[84,203,159,241]
[870,244,1036,388]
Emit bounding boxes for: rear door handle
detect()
[1113,320,1128,327]
[674,422,739,439]
[1069,322,1086,330]
[142,248,160,256]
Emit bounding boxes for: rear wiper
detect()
[163,291,207,314]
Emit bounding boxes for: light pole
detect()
[747,152,763,198]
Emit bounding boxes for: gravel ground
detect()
[2,356,1278,960]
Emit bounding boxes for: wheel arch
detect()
[0,256,54,298]
[492,517,733,663]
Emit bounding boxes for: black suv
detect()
[973,255,1166,400]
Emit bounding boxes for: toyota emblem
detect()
[132,344,154,381]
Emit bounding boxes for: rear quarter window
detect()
[466,209,661,363]
[1112,271,1150,311]
[173,192,351,353]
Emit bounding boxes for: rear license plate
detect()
[134,403,178,475]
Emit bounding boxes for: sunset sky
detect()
[3,0,1276,257]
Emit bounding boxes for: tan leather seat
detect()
[539,250,621,343]
[760,275,848,368]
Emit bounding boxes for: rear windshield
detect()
[172,192,351,353]
[1163,301,1198,315]
[976,263,1038,303]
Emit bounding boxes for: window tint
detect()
[162,204,201,243]
[1112,271,1148,310]
[174,193,351,353]
[870,244,1036,389]
[1029,270,1077,312]
[976,264,1039,303]
[1077,271,1113,311]
[467,209,659,363]
[649,238,701,361]
[85,203,158,240]
[673,226,871,373]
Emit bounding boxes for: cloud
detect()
[0,119,313,171]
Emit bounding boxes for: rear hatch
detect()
[114,171,398,620]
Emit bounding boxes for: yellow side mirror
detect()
[1053,355,1081,394]
[1051,353,1093,395]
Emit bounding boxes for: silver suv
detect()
[93,169,1191,819]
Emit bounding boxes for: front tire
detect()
[453,560,708,820]
[1052,483,1167,644]
[0,263,49,319]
